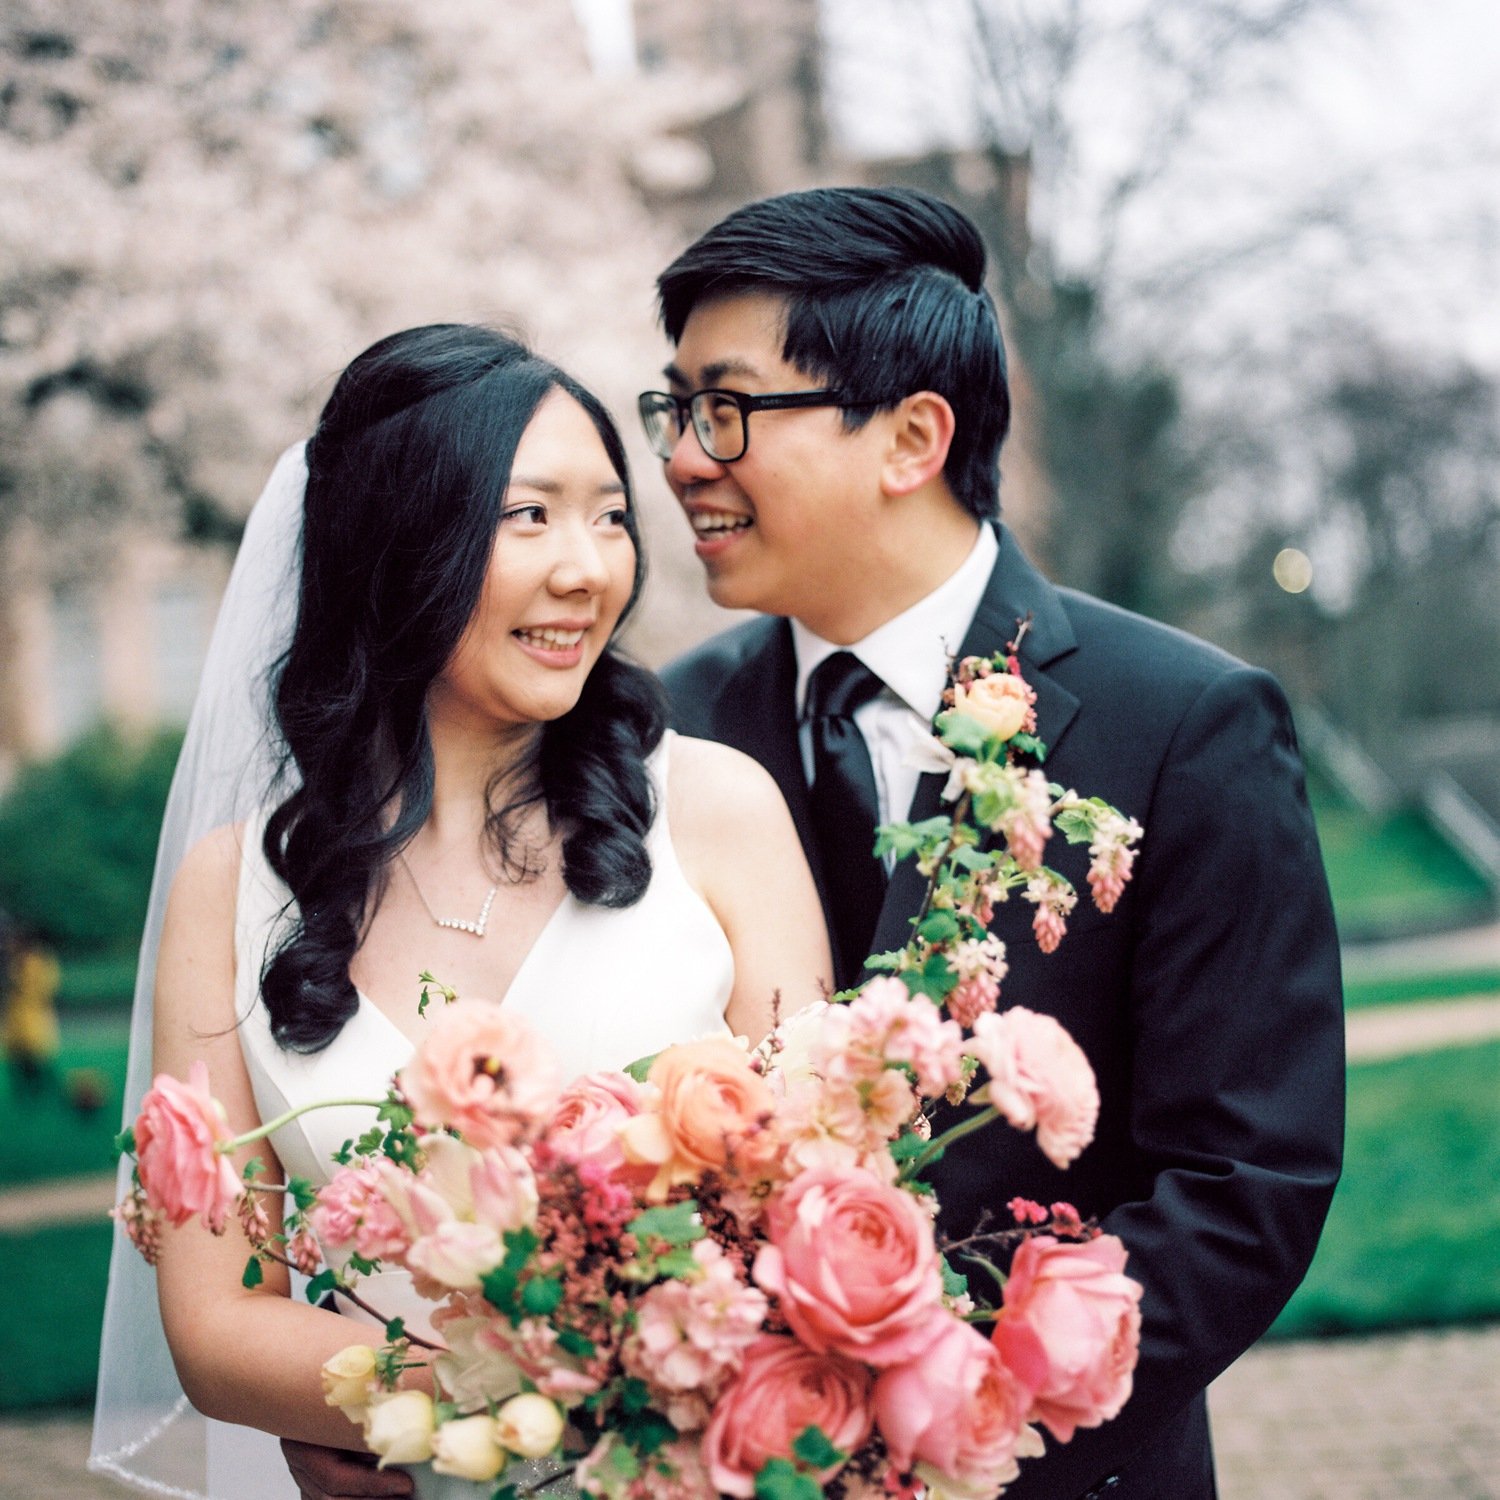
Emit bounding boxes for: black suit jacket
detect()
[662,527,1344,1500]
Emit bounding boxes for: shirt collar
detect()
[791,524,999,721]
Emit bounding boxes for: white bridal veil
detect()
[90,444,307,1499]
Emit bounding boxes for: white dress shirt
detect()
[791,525,999,853]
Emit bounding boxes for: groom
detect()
[649,187,1344,1499]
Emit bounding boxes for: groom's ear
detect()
[879,391,955,498]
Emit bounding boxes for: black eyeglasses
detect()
[637,387,879,463]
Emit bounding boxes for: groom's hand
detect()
[281,1438,414,1499]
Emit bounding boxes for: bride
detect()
[91,324,831,1500]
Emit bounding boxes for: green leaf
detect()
[489,1484,520,1500]
[619,1409,676,1456]
[1011,731,1047,761]
[113,1127,136,1157]
[557,1328,597,1358]
[917,909,961,944]
[287,1176,317,1212]
[754,1458,822,1500]
[791,1426,845,1470]
[304,1268,337,1304]
[948,844,997,872]
[623,1049,661,1084]
[939,1256,970,1299]
[241,1255,264,1289]
[901,951,957,1002]
[627,1201,704,1247]
[241,1156,264,1182]
[653,1247,700,1279]
[934,710,993,757]
[875,816,952,860]
[520,1275,564,1317]
[384,1317,407,1343]
[861,949,903,971]
[619,1377,652,1415]
[348,1252,380,1277]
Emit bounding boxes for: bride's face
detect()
[431,390,636,729]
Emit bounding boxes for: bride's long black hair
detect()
[261,324,666,1052]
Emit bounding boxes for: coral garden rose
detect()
[397,1000,561,1150]
[753,1167,946,1366]
[702,1335,874,1498]
[134,1060,244,1233]
[968,1007,1099,1169]
[993,1232,1143,1443]
[951,671,1034,743]
[874,1316,1041,1499]
[618,1037,776,1200]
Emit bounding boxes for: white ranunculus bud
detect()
[494,1392,565,1459]
[362,1389,436,1466]
[320,1344,378,1417]
[431,1413,508,1481]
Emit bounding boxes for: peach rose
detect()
[618,1038,775,1201]
[993,1233,1143,1443]
[398,1000,561,1150]
[134,1060,244,1233]
[752,1168,946,1366]
[874,1316,1041,1498]
[952,671,1034,743]
[702,1335,873,1498]
[968,1007,1099,1168]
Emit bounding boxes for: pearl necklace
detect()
[399,854,498,938]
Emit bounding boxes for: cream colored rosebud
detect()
[431,1413,508,1482]
[494,1392,565,1459]
[320,1344,378,1417]
[362,1389,436,1466]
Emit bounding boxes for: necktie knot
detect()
[807,651,885,722]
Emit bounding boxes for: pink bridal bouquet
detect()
[116,642,1145,1500]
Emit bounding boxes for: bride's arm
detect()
[152,827,416,1450]
[667,737,833,1045]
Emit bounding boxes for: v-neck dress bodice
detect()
[231,733,733,1496]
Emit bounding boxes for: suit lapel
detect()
[867,527,1082,962]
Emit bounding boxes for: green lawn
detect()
[1271,1039,1500,1338]
[0,1016,130,1187]
[1310,790,1492,937]
[1343,965,1500,1010]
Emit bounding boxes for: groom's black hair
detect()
[656,186,1009,521]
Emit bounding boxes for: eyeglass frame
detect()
[636,387,882,463]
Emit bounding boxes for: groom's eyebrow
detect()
[663,357,762,389]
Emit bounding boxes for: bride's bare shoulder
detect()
[165,822,249,925]
[664,734,789,832]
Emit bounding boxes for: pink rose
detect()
[875,1317,1040,1498]
[544,1070,645,1177]
[968,1007,1099,1168]
[702,1335,873,1498]
[134,1060,243,1233]
[752,1168,945,1366]
[398,1000,561,1150]
[405,1218,505,1295]
[993,1233,1143,1443]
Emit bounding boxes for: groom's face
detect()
[659,292,893,639]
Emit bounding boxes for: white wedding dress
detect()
[234,731,734,1500]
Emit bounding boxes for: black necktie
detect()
[806,651,888,989]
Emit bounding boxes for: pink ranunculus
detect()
[134,1060,244,1233]
[836,977,966,1098]
[544,1070,645,1176]
[702,1335,873,1498]
[398,1000,562,1150]
[968,1007,1099,1168]
[752,1168,945,1367]
[875,1316,1041,1498]
[993,1233,1143,1443]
